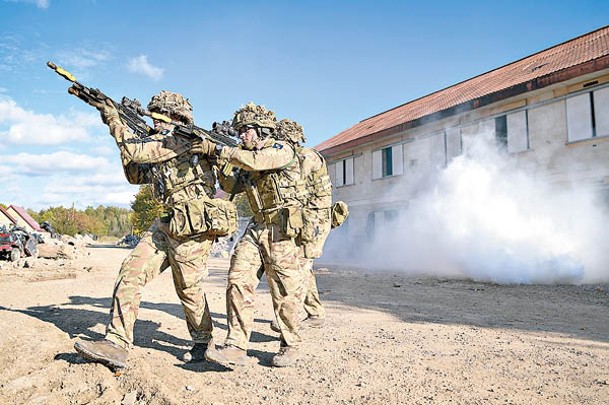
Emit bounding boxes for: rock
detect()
[121,391,138,405]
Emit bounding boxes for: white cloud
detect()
[37,180,138,209]
[0,99,101,145]
[0,151,111,176]
[0,152,139,209]
[127,55,164,81]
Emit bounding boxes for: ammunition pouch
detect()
[300,207,329,243]
[281,206,303,238]
[169,197,238,238]
[330,201,349,229]
[255,206,303,238]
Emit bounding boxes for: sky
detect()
[0,0,608,211]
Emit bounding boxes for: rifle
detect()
[47,61,153,139]
[47,61,239,147]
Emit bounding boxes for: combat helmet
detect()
[276,118,306,145]
[232,102,277,136]
[147,90,193,125]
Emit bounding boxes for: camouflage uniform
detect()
[100,95,217,350]
[217,136,306,350]
[297,146,332,320]
[276,119,333,321]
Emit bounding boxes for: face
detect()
[152,118,174,133]
[239,126,259,150]
[151,109,179,133]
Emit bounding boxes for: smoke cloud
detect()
[323,133,609,284]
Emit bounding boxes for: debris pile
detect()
[37,234,94,260]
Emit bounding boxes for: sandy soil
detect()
[0,244,608,404]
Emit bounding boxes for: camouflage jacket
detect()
[218,138,306,218]
[104,117,216,208]
[297,147,332,210]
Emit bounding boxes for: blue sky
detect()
[1,0,608,210]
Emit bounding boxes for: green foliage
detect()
[131,185,164,236]
[33,205,132,237]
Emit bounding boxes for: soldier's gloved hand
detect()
[90,98,120,125]
[191,139,218,156]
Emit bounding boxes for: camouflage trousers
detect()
[301,257,325,319]
[225,220,304,350]
[300,207,332,319]
[105,219,214,349]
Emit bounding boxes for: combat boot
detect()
[205,344,249,369]
[181,338,214,363]
[272,345,299,367]
[74,339,128,369]
[301,316,325,329]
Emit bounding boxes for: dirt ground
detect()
[0,245,608,405]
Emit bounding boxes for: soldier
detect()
[272,119,333,329]
[74,91,229,369]
[191,102,306,368]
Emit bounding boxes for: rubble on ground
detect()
[37,234,94,260]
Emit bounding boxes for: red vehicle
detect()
[0,231,23,261]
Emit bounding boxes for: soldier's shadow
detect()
[0,295,276,365]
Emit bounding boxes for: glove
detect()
[91,98,120,125]
[191,139,217,156]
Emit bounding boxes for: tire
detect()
[10,248,20,262]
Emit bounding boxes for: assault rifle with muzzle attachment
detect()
[47,61,153,138]
[47,61,239,148]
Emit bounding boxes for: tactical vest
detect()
[151,151,216,207]
[243,142,307,224]
[298,147,332,210]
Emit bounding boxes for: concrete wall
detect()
[326,69,609,242]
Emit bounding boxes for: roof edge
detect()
[319,54,609,157]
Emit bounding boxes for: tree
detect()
[131,185,164,236]
[33,205,131,237]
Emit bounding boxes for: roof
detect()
[0,206,17,225]
[317,25,609,155]
[8,205,43,232]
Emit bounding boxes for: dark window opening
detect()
[590,92,597,138]
[495,115,507,151]
[382,147,393,177]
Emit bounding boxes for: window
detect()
[333,157,354,187]
[445,128,462,162]
[594,87,609,137]
[567,87,609,142]
[372,145,403,179]
[366,209,402,239]
[495,115,508,151]
[382,147,393,176]
[507,110,529,153]
[493,112,529,153]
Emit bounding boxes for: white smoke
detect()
[323,133,609,284]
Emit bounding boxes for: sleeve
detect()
[105,117,191,164]
[122,161,153,185]
[219,141,296,172]
[217,164,246,195]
